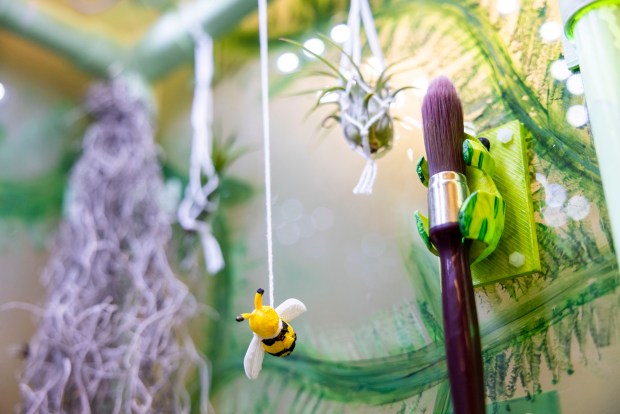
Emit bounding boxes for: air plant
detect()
[283,35,410,159]
[282,35,411,194]
[211,133,246,177]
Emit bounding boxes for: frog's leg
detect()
[459,189,506,264]
[416,156,430,187]
[461,137,506,263]
[414,157,438,255]
[414,210,438,256]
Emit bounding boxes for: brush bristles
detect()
[422,76,465,177]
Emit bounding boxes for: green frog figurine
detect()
[415,134,506,264]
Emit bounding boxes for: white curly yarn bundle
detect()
[19,79,208,414]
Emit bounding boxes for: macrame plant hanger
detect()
[178,27,225,275]
[341,0,389,195]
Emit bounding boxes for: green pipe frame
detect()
[0,0,259,81]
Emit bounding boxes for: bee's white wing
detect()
[244,334,265,380]
[275,298,307,322]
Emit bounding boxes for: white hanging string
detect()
[339,0,390,195]
[177,27,224,275]
[359,0,384,69]
[258,0,275,307]
[341,0,361,68]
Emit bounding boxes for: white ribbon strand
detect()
[178,28,224,274]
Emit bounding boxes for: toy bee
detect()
[236,288,307,379]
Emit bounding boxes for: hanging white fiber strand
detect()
[340,0,391,195]
[258,0,275,307]
[178,27,225,275]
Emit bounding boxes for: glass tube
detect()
[563,1,620,263]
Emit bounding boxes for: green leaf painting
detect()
[210,1,618,413]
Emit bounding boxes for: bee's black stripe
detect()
[262,321,289,346]
[267,334,296,357]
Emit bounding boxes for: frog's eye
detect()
[478,137,491,151]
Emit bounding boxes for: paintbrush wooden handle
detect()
[422,76,485,412]
[432,223,486,414]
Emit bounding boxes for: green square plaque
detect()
[472,121,541,286]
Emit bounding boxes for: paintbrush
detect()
[422,76,486,414]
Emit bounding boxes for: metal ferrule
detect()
[428,171,469,229]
